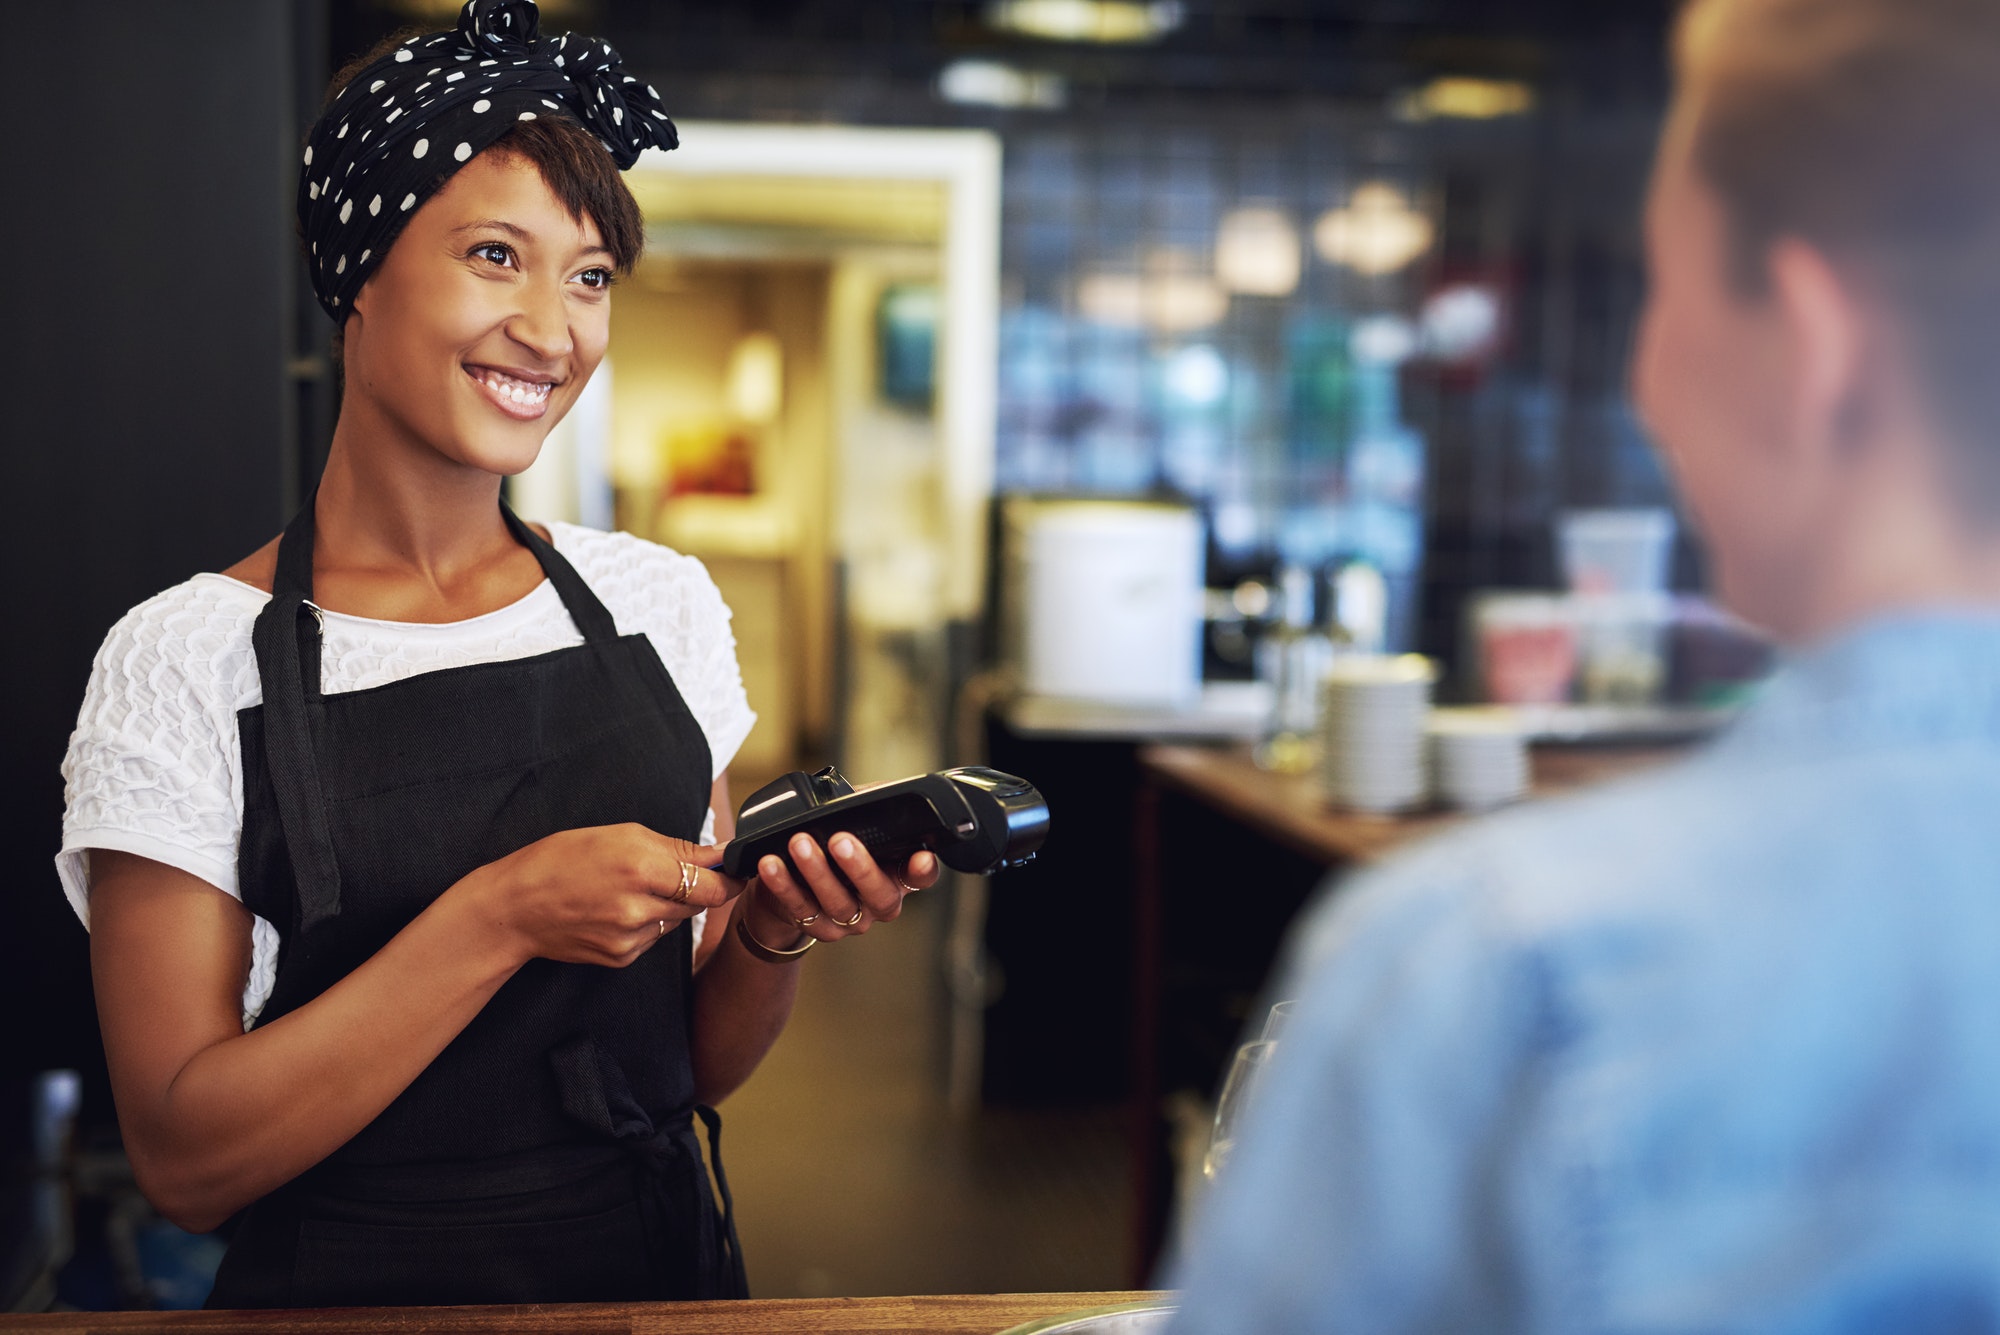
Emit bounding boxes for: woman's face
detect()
[343,149,615,477]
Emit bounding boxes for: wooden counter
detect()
[9,1291,1168,1334]
[1137,742,1679,867]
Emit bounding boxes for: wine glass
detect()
[1203,1039,1277,1180]
[1260,999,1298,1042]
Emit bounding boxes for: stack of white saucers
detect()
[1318,655,1438,813]
[1428,707,1531,810]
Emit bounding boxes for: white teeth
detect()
[474,368,552,408]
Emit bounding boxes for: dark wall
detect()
[0,3,302,1126]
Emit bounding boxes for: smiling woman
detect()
[55,0,937,1312]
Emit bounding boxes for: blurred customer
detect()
[1169,0,2000,1329]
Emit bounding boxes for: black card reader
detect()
[720,765,1050,882]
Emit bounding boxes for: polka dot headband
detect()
[297,0,677,322]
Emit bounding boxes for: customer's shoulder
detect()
[1347,748,1764,939]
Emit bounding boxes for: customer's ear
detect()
[1768,236,1869,466]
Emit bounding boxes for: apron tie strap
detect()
[551,1036,749,1298]
[249,588,344,934]
[694,1103,748,1297]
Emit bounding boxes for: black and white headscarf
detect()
[298,0,677,322]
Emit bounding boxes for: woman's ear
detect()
[1768,236,1870,462]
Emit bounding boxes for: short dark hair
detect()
[1679,0,2000,503]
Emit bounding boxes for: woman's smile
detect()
[465,362,558,421]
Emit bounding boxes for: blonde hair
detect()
[1676,0,2000,497]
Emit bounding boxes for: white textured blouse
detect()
[57,523,756,1029]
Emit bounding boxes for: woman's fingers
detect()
[644,860,741,913]
[754,853,840,940]
[826,834,908,921]
[787,833,871,929]
[625,834,742,915]
[903,850,940,890]
[743,836,942,942]
[754,838,872,937]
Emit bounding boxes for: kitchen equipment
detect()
[1005,499,1206,706]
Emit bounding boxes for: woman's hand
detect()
[466,823,745,969]
[749,836,942,945]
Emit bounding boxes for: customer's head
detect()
[1634,0,2000,640]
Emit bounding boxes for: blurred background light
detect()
[1349,314,1419,367]
[1313,184,1435,275]
[938,59,1069,109]
[1164,344,1229,406]
[725,331,785,425]
[1078,272,1228,332]
[986,0,1185,44]
[1420,284,1504,362]
[1215,206,1303,297]
[1395,76,1536,121]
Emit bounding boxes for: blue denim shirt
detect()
[1166,614,2000,1334]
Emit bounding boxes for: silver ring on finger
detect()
[832,906,864,929]
[657,918,667,939]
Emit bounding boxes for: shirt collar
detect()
[1724,609,2000,754]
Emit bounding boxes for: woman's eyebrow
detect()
[450,218,612,257]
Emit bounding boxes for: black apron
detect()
[205,499,749,1308]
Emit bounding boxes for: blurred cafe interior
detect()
[1,0,1776,1316]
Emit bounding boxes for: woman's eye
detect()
[473,242,514,267]
[577,267,614,291]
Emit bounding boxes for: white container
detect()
[1558,508,1675,595]
[1007,500,1206,706]
[1574,591,1674,705]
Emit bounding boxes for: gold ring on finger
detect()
[672,861,697,904]
[832,907,864,928]
[792,912,821,928]
[657,918,667,938]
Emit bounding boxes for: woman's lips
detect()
[465,365,554,421]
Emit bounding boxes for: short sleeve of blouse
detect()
[56,580,282,1029]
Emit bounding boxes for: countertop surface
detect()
[10,1291,1169,1334]
[1139,743,1688,865]
[996,686,1270,742]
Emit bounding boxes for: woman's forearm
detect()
[97,862,527,1233]
[687,896,804,1105]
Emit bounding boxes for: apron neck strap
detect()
[269,493,622,645]
[497,507,621,643]
[252,492,626,937]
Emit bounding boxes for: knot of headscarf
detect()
[297,0,677,322]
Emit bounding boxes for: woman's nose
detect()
[507,278,574,364]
